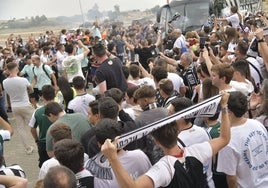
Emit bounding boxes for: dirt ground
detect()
[4,112,39,188]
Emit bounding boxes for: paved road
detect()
[4,113,39,188]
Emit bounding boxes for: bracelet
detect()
[221,106,228,113]
[257,38,265,43]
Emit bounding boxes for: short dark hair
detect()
[202,78,219,99]
[129,64,140,79]
[50,122,72,143]
[45,102,63,116]
[211,63,234,84]
[151,121,178,149]
[6,62,17,71]
[231,6,238,13]
[65,44,74,54]
[134,85,156,100]
[228,91,248,117]
[126,86,139,103]
[232,58,251,79]
[95,118,122,145]
[42,46,50,52]
[159,78,174,96]
[236,41,248,56]
[89,100,99,115]
[92,43,106,57]
[41,85,56,101]
[98,97,119,119]
[44,165,77,188]
[54,139,84,174]
[122,65,130,80]
[72,76,85,90]
[104,88,124,104]
[220,42,228,51]
[170,97,193,124]
[151,66,168,83]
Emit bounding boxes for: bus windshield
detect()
[162,1,210,33]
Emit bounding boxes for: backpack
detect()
[165,156,209,188]
[32,64,51,79]
[32,64,52,83]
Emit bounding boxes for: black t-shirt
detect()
[180,65,199,99]
[134,45,157,70]
[94,58,127,92]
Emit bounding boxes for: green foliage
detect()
[6,14,51,28]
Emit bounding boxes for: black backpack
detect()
[165,156,209,188]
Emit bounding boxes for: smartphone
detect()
[199,37,206,49]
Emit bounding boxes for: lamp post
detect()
[79,0,86,27]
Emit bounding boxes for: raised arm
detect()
[209,91,230,156]
[154,32,162,47]
[158,52,178,67]
[77,40,90,57]
[122,36,135,51]
[202,48,213,76]
[138,62,152,78]
[102,138,154,188]
[255,28,268,71]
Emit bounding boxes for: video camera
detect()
[168,12,181,23]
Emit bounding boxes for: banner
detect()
[117,94,222,149]
[85,94,222,177]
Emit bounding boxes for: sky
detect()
[0,0,166,20]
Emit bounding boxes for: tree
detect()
[40,15,47,22]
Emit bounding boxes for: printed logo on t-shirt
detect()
[242,130,268,171]
[64,58,79,75]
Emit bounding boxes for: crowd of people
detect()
[0,5,268,188]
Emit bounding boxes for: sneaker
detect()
[26,146,34,155]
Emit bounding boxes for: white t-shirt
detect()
[38,157,60,179]
[217,119,268,188]
[226,13,240,28]
[91,150,151,188]
[67,93,95,116]
[60,34,67,44]
[230,80,254,96]
[247,57,263,86]
[62,54,85,83]
[40,54,49,64]
[167,72,185,94]
[56,51,67,72]
[173,35,187,49]
[178,125,214,188]
[3,77,32,107]
[145,142,212,187]
[39,153,89,180]
[0,130,11,141]
[128,77,156,89]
